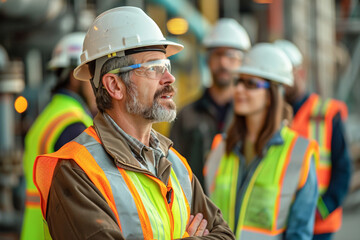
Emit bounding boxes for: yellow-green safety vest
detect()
[205,127,318,240]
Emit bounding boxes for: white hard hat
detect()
[0,45,9,71]
[273,39,303,68]
[74,6,184,87]
[48,32,85,70]
[203,18,251,51]
[236,43,294,86]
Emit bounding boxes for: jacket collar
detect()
[93,112,173,178]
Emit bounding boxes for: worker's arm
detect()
[285,158,318,240]
[47,159,124,240]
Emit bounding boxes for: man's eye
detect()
[154,66,165,73]
[147,66,156,72]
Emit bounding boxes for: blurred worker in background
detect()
[204,43,319,239]
[170,18,251,189]
[33,7,234,239]
[274,39,352,240]
[21,32,94,240]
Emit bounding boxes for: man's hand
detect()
[186,213,210,236]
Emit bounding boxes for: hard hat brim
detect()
[204,43,249,51]
[73,41,183,81]
[235,66,294,87]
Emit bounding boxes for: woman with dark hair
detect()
[204,43,319,240]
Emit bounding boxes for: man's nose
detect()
[159,69,175,85]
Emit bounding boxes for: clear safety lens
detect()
[210,49,244,61]
[108,59,171,80]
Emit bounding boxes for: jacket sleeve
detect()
[285,157,318,240]
[181,174,235,240]
[46,159,124,240]
[319,113,352,217]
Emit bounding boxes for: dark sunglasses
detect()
[233,77,270,89]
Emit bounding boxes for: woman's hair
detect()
[88,56,134,113]
[225,82,293,156]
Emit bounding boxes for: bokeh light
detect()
[167,18,189,35]
[14,96,28,113]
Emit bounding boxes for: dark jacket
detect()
[170,89,233,188]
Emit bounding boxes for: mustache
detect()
[214,67,232,75]
[154,85,176,99]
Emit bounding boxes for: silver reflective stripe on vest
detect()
[239,131,312,239]
[204,140,226,194]
[241,231,282,240]
[167,150,192,209]
[277,136,309,229]
[74,131,144,240]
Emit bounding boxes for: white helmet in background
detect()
[235,43,294,86]
[273,39,303,68]
[74,6,184,87]
[0,45,9,71]
[48,32,85,70]
[203,18,251,51]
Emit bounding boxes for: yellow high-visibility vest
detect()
[205,127,318,239]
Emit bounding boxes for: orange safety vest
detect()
[33,127,192,239]
[21,93,92,240]
[291,93,348,234]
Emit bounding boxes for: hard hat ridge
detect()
[273,39,303,68]
[48,32,86,70]
[203,18,251,51]
[235,43,294,86]
[74,6,184,86]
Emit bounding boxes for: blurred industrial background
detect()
[0,0,359,239]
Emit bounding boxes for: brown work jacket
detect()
[45,113,234,239]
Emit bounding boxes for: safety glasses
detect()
[233,76,270,89]
[107,59,171,80]
[209,48,244,61]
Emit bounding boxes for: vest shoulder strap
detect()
[34,127,119,225]
[167,148,193,209]
[310,95,348,121]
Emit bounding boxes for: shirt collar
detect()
[103,113,163,158]
[234,125,285,154]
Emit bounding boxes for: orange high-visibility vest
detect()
[33,127,192,240]
[204,127,319,239]
[291,93,348,234]
[22,93,92,240]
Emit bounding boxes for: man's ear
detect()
[102,73,125,100]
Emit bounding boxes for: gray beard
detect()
[125,83,176,123]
